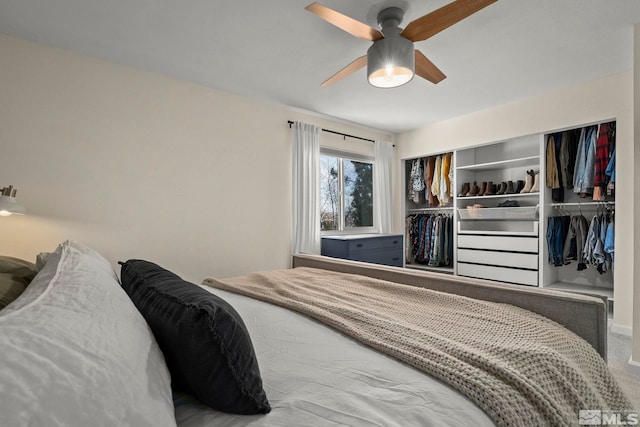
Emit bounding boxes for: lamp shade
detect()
[0,186,26,216]
[367,36,414,88]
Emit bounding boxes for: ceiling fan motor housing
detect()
[367,7,415,88]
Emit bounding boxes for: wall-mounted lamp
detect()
[0,186,26,216]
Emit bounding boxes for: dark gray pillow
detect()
[119,259,270,415]
[0,273,28,309]
[0,256,36,309]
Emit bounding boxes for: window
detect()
[320,152,374,232]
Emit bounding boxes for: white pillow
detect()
[0,241,176,427]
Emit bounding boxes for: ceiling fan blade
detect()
[306,2,383,41]
[402,0,497,42]
[321,55,367,87]
[414,50,446,84]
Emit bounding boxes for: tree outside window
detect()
[320,154,373,231]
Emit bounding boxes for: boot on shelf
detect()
[458,182,470,197]
[515,180,525,193]
[520,170,534,193]
[477,182,487,196]
[530,173,540,193]
[495,182,507,195]
[505,180,516,194]
[484,181,495,196]
[466,181,479,197]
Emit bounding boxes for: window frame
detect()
[320,148,376,235]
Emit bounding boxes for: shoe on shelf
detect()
[458,182,470,197]
[495,182,507,195]
[477,181,487,196]
[520,171,534,193]
[466,181,479,197]
[515,180,525,193]
[530,173,540,193]
[484,181,495,196]
[505,180,516,194]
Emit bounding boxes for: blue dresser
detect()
[321,234,404,267]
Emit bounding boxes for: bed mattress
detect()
[174,286,494,427]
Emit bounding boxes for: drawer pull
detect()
[393,240,399,244]
[356,243,363,248]
[392,257,400,261]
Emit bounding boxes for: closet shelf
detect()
[405,264,454,274]
[459,192,539,201]
[458,205,539,220]
[544,282,613,300]
[456,155,540,171]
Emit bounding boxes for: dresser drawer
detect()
[457,262,538,286]
[457,235,538,253]
[350,248,403,267]
[346,235,402,253]
[457,249,538,270]
[321,234,404,267]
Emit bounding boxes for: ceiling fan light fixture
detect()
[367,36,415,88]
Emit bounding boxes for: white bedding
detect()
[0,242,176,427]
[175,286,494,427]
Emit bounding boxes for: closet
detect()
[541,121,616,317]
[401,119,617,310]
[404,152,455,273]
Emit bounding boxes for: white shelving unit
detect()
[454,134,542,286]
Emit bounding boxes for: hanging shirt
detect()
[439,153,452,206]
[425,156,439,207]
[431,155,442,203]
[573,126,597,195]
[546,134,560,189]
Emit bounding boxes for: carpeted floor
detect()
[607,328,640,407]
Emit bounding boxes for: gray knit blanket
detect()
[203,267,631,426]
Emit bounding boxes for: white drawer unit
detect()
[457,263,539,286]
[457,249,538,270]
[458,235,538,253]
[457,233,539,286]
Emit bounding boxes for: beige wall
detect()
[396,72,635,334]
[0,35,391,283]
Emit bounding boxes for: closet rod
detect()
[287,120,394,146]
[408,207,454,212]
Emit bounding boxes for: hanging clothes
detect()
[425,156,439,207]
[562,214,589,270]
[546,134,560,190]
[408,158,425,204]
[559,131,571,191]
[573,126,597,196]
[605,148,616,196]
[439,152,452,206]
[546,215,570,267]
[406,213,453,267]
[430,155,442,205]
[593,122,612,201]
[579,210,614,274]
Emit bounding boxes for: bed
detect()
[0,241,632,427]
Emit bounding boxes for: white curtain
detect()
[374,139,394,234]
[292,122,321,254]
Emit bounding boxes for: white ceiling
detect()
[1,0,639,134]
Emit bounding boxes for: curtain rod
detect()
[287,120,394,146]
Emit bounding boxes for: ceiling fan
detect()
[305,0,497,88]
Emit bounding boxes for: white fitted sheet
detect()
[174,286,494,427]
